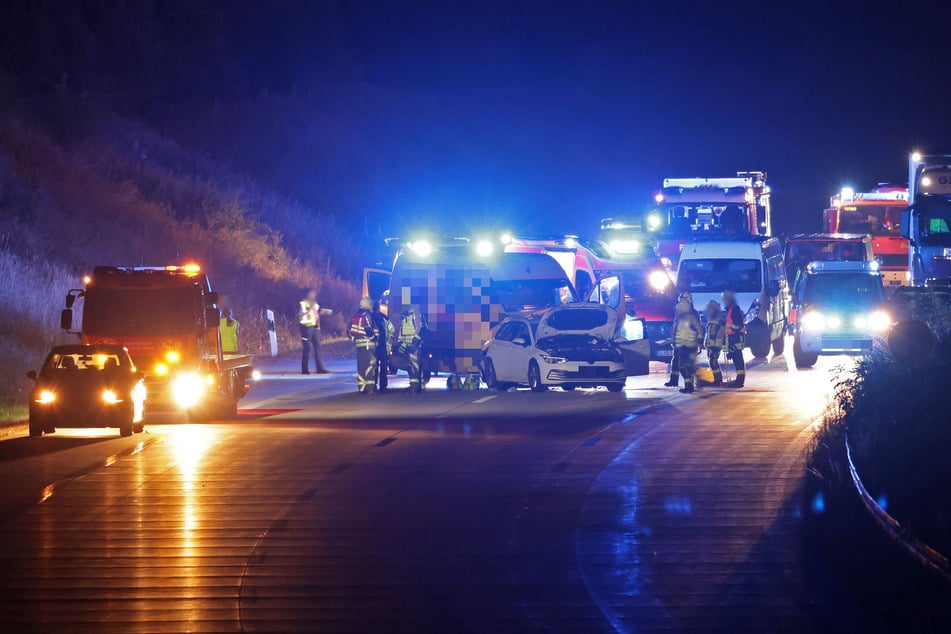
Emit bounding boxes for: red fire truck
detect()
[823,184,909,290]
[60,265,254,420]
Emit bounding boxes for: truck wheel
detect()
[772,335,785,356]
[793,336,818,368]
[528,361,546,393]
[133,421,144,434]
[29,418,43,437]
[747,319,770,358]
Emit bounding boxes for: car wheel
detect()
[562,384,576,391]
[607,382,625,393]
[772,335,785,356]
[482,359,498,390]
[528,361,546,393]
[119,417,133,437]
[29,417,43,437]
[747,319,770,358]
[793,336,818,368]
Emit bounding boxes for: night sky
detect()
[5,0,951,239]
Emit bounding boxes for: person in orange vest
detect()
[722,289,746,388]
[349,297,378,394]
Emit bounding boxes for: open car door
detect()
[363,268,392,305]
[589,275,650,376]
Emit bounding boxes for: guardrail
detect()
[846,435,951,582]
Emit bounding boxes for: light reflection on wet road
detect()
[0,350,865,632]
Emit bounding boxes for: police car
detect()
[788,261,891,367]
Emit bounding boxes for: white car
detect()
[481,303,628,392]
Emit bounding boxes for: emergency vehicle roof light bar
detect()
[805,260,880,274]
[91,264,202,275]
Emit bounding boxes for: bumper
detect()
[544,363,626,386]
[30,403,133,428]
[799,332,874,354]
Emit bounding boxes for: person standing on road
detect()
[664,291,701,388]
[371,300,394,394]
[671,296,703,393]
[219,307,240,354]
[349,297,378,394]
[299,289,333,375]
[397,305,425,394]
[703,300,725,387]
[722,289,746,388]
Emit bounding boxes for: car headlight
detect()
[648,270,670,292]
[102,389,122,404]
[165,350,181,364]
[36,390,56,404]
[540,354,567,364]
[800,311,824,332]
[171,372,204,409]
[868,310,891,332]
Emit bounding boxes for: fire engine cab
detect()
[649,172,772,271]
[823,184,909,290]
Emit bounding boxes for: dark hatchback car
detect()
[27,344,146,437]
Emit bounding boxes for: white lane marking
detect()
[472,395,497,404]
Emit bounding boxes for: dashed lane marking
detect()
[472,395,498,404]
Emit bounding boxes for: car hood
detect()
[535,303,618,341]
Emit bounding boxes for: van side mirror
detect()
[767,280,780,298]
[207,291,220,305]
[26,370,37,381]
[60,308,73,331]
[65,294,75,309]
[512,337,528,347]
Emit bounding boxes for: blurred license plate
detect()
[656,349,673,358]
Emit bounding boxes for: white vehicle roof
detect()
[679,238,777,261]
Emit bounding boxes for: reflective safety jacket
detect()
[398,310,423,344]
[299,300,318,327]
[219,317,239,353]
[349,309,376,345]
[704,318,725,349]
[673,312,703,348]
[725,304,746,337]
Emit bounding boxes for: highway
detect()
[0,347,872,632]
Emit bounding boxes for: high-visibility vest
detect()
[399,311,420,344]
[704,318,725,348]
[725,304,746,336]
[349,310,375,343]
[220,317,239,353]
[299,300,318,327]
[674,313,701,347]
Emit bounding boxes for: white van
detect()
[676,236,789,358]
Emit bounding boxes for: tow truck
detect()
[902,153,951,285]
[824,184,909,289]
[647,172,773,271]
[60,265,254,420]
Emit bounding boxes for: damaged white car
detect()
[481,303,647,393]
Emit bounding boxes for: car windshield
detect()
[802,274,883,308]
[46,352,123,371]
[678,259,762,293]
[83,287,198,336]
[838,205,902,235]
[494,279,577,312]
[545,308,608,331]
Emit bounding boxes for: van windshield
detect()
[678,259,762,294]
[803,274,883,308]
[494,279,576,312]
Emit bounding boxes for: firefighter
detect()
[722,289,746,388]
[664,291,701,387]
[371,300,394,393]
[671,295,703,393]
[349,297,378,393]
[397,305,425,394]
[219,308,240,354]
[703,300,725,387]
[299,289,333,375]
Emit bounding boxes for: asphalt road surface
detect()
[0,345,875,632]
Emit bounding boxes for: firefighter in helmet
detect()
[703,299,725,387]
[664,291,701,388]
[349,297,378,393]
[722,289,746,388]
[397,305,426,394]
[671,294,703,393]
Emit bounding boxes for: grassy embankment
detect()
[0,104,361,420]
